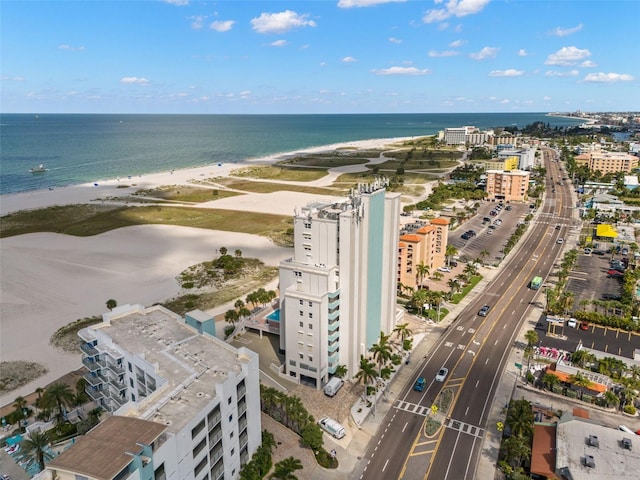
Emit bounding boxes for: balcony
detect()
[328,329,340,343]
[85,386,105,402]
[210,446,223,465]
[83,372,108,387]
[239,432,248,450]
[328,318,339,332]
[328,341,339,353]
[208,426,222,446]
[82,357,103,372]
[106,362,124,375]
[80,343,99,356]
[238,401,247,416]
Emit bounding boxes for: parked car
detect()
[450,261,458,267]
[435,368,449,382]
[584,248,592,254]
[505,206,512,211]
[413,377,426,392]
[593,250,605,255]
[478,305,491,316]
[438,266,451,273]
[607,269,624,277]
[557,238,564,244]
[580,322,590,331]
[555,225,561,230]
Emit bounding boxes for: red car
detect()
[580,322,590,331]
[607,269,623,277]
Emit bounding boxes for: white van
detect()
[323,377,344,397]
[318,416,346,439]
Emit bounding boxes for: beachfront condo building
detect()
[54,304,261,480]
[485,169,531,202]
[397,217,450,290]
[278,180,401,389]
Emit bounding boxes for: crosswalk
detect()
[393,400,485,439]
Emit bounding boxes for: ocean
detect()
[0,113,582,196]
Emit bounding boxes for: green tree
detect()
[354,355,377,400]
[501,434,531,469]
[541,372,560,391]
[369,332,393,375]
[17,430,54,473]
[300,422,324,451]
[415,262,430,289]
[271,456,303,480]
[524,330,538,349]
[445,244,458,266]
[334,365,348,378]
[106,298,117,310]
[568,372,593,401]
[506,399,534,438]
[42,383,74,424]
[392,323,413,344]
[224,309,240,325]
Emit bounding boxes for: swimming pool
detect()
[266,309,280,322]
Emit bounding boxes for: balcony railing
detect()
[83,372,108,387]
[238,401,247,416]
[82,357,102,372]
[237,385,246,399]
[85,386,105,402]
[106,362,125,375]
[80,343,99,356]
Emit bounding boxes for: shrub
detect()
[624,404,637,415]
[224,325,235,339]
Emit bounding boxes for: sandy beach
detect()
[0,136,422,407]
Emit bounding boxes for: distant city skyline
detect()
[2,0,638,114]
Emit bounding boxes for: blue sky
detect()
[1,0,638,114]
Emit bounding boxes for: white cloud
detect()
[499,99,510,104]
[581,60,597,68]
[342,56,358,63]
[423,0,491,24]
[449,39,464,48]
[239,90,252,98]
[271,40,288,47]
[489,69,524,77]
[551,23,583,37]
[120,77,150,85]
[428,50,459,57]
[544,46,591,66]
[164,0,189,5]
[58,44,85,51]
[371,66,430,76]
[210,20,234,32]
[251,10,316,34]
[190,16,206,30]
[1,75,25,81]
[338,0,406,8]
[543,96,551,101]
[389,37,402,44]
[545,70,579,77]
[584,72,634,83]
[469,46,498,60]
[518,49,527,57]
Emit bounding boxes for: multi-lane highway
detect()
[357,149,573,479]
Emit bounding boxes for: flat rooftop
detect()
[95,305,255,434]
[556,414,640,479]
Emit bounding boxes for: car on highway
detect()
[413,377,426,392]
[437,266,451,273]
[435,368,448,382]
[555,225,561,230]
[478,305,491,316]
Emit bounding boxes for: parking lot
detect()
[448,200,531,266]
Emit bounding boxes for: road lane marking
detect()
[402,422,408,433]
[382,459,389,472]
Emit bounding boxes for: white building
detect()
[278,180,401,389]
[47,304,261,480]
[443,126,476,145]
[497,147,537,170]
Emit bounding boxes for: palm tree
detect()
[431,271,444,282]
[17,431,54,473]
[603,390,620,409]
[479,249,490,265]
[234,249,242,258]
[571,349,592,368]
[354,355,377,400]
[370,332,393,375]
[568,372,593,401]
[234,299,245,310]
[506,398,534,438]
[411,288,428,316]
[415,261,430,289]
[524,330,538,349]
[445,244,458,266]
[542,372,561,391]
[334,365,348,378]
[106,298,117,310]
[42,383,74,424]
[224,309,240,325]
[13,396,28,424]
[501,434,531,470]
[271,456,303,480]
[392,323,413,344]
[447,278,461,294]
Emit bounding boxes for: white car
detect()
[557,238,564,244]
[435,367,449,382]
[437,266,451,273]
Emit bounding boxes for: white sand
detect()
[0,136,420,406]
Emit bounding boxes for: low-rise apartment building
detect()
[47,304,261,480]
[574,151,639,175]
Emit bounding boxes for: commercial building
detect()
[50,304,261,480]
[484,170,531,202]
[278,180,401,388]
[397,218,450,290]
[443,126,478,145]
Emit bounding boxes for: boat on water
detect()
[29,164,49,173]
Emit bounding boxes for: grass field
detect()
[132,185,242,203]
[207,177,346,196]
[229,165,329,182]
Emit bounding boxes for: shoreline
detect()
[0,135,420,407]
[0,136,418,216]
